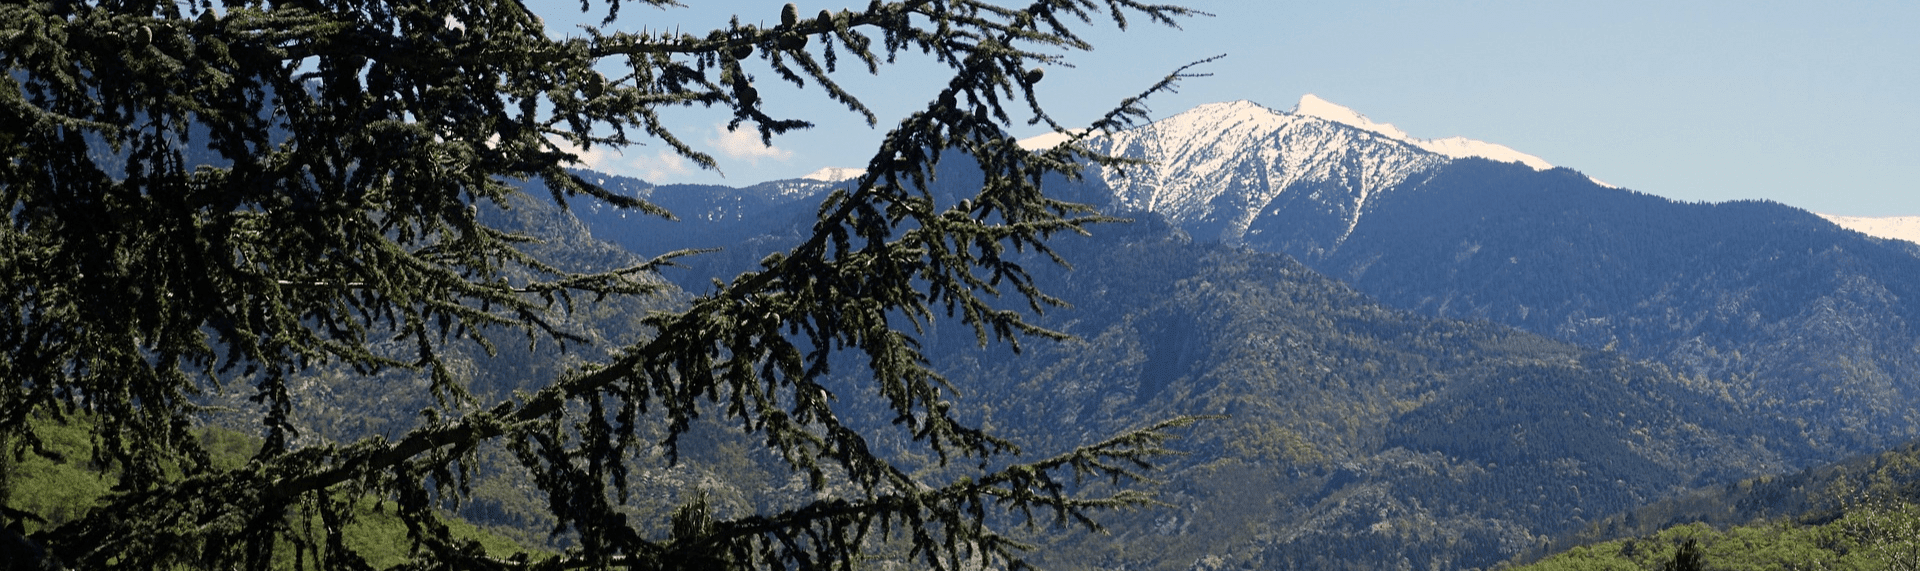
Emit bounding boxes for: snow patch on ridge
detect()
[1291,94,1415,141]
[801,167,865,182]
[1289,94,1555,171]
[1416,136,1555,171]
[1819,214,1920,245]
[1017,129,1087,150]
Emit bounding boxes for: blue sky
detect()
[533,1,1920,217]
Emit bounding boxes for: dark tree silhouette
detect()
[0,0,1210,568]
[1660,539,1707,571]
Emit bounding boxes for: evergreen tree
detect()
[0,0,1207,568]
[1658,539,1706,571]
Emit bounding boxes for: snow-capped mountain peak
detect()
[1414,135,1554,171]
[1085,97,1449,248]
[1027,95,1554,173]
[1290,94,1415,141]
[1064,94,1604,252]
[1288,94,1554,171]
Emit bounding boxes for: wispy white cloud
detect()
[549,123,792,182]
[707,125,794,165]
[547,136,695,182]
[628,149,695,182]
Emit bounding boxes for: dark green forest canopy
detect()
[1511,438,1920,571]
[0,0,1211,568]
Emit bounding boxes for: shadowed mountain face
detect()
[919,226,1804,571]
[1317,160,1920,449]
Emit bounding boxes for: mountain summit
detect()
[1075,95,1613,251]
[1085,97,1443,250]
[1290,94,1555,170]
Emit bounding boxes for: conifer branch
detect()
[3,1,1214,567]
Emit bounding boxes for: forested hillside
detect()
[919,221,1808,571]
[556,165,1858,570]
[1512,438,1920,571]
[1315,159,1920,454]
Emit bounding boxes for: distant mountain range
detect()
[1056,95,1920,452]
[560,173,1805,570]
[463,95,1920,570]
